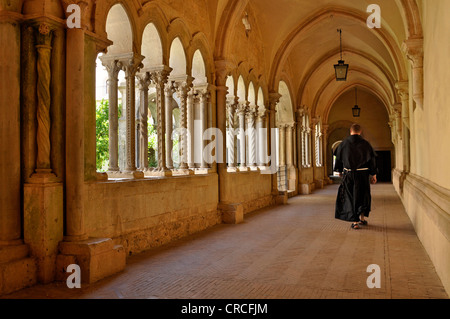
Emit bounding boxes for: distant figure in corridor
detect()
[334,124,377,229]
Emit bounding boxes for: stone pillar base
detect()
[276,192,288,205]
[174,168,195,176]
[145,168,173,177]
[219,203,244,224]
[227,167,238,173]
[56,238,126,284]
[24,181,63,284]
[300,183,313,195]
[0,244,37,296]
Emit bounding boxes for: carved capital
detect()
[268,92,281,110]
[395,81,409,100]
[402,37,424,68]
[120,53,145,78]
[99,55,121,80]
[236,103,248,115]
[137,72,152,91]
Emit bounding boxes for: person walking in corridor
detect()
[334,124,378,229]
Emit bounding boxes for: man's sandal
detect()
[351,223,360,229]
[358,220,368,226]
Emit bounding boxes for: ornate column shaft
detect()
[34,24,54,173]
[214,62,230,178]
[151,67,172,174]
[286,123,294,168]
[226,97,238,169]
[174,77,194,171]
[99,56,121,172]
[278,124,287,167]
[236,102,248,170]
[268,93,281,193]
[247,105,257,168]
[256,110,268,167]
[164,81,174,169]
[136,72,151,171]
[121,54,144,174]
[187,88,195,169]
[198,87,210,169]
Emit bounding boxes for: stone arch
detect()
[311,70,395,122]
[191,50,207,85]
[167,18,192,75]
[189,32,215,85]
[105,3,134,55]
[257,87,266,112]
[141,23,164,68]
[297,48,398,110]
[214,0,250,59]
[226,75,235,98]
[248,81,256,106]
[94,1,140,54]
[268,5,408,90]
[169,37,187,77]
[397,0,423,38]
[236,75,246,102]
[276,80,295,124]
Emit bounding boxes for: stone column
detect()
[322,124,331,183]
[99,56,121,172]
[256,109,268,168]
[56,1,126,286]
[402,38,423,109]
[64,22,87,242]
[136,72,151,171]
[164,81,174,170]
[187,88,195,169]
[268,93,281,195]
[247,105,257,170]
[226,99,237,171]
[0,8,23,245]
[197,87,211,169]
[150,66,172,176]
[396,81,410,173]
[236,102,248,171]
[279,124,287,168]
[121,54,144,177]
[214,62,229,178]
[174,77,194,174]
[286,123,294,168]
[33,24,55,175]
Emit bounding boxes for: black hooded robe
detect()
[334,135,377,222]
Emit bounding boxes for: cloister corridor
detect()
[3,183,447,300]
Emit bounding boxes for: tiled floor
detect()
[3,183,448,299]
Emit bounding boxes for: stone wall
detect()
[84,174,221,255]
[219,171,274,215]
[392,0,450,295]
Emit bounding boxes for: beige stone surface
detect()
[1,0,449,299]
[2,184,447,299]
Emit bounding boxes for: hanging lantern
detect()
[334,29,349,81]
[352,87,361,117]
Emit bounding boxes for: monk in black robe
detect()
[334,124,377,229]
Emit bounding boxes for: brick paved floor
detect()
[2,184,448,299]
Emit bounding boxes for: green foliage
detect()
[96,98,158,171]
[96,99,109,172]
[148,124,158,168]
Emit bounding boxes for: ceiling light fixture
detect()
[334,29,349,81]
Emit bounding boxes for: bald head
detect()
[350,123,362,135]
